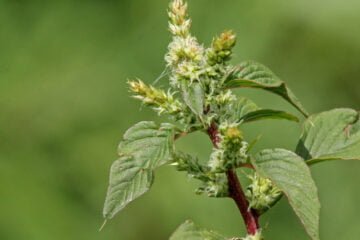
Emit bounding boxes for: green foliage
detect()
[170,220,226,240]
[103,121,175,219]
[228,97,299,124]
[223,61,308,117]
[252,149,320,240]
[231,97,260,120]
[296,108,360,165]
[101,0,360,239]
[240,109,299,123]
[102,155,153,219]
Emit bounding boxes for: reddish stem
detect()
[207,123,260,235]
[227,169,259,235]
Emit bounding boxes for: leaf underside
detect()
[296,108,360,165]
[252,149,320,240]
[170,220,226,240]
[223,61,308,117]
[103,121,174,219]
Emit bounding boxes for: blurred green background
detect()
[1,0,360,239]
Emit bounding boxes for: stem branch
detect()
[226,169,259,235]
[207,123,260,235]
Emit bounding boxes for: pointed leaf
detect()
[103,156,153,219]
[296,108,360,165]
[223,61,308,117]
[118,121,175,168]
[170,220,226,240]
[252,149,320,240]
[240,109,299,123]
[228,97,299,124]
[181,82,204,120]
[103,121,174,219]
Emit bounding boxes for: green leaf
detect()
[181,82,204,120]
[296,108,360,165]
[102,156,153,219]
[240,109,299,123]
[170,220,226,240]
[232,97,260,120]
[118,121,175,168]
[229,97,299,123]
[103,121,174,219]
[252,149,320,240]
[223,61,308,117]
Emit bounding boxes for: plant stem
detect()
[207,123,260,235]
[226,169,259,235]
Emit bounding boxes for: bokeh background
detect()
[1,0,360,239]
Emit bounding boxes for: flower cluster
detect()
[246,173,282,214]
[168,0,191,37]
[174,151,228,197]
[166,0,206,87]
[207,30,237,66]
[208,123,249,172]
[165,0,237,89]
[128,79,182,115]
[195,173,228,198]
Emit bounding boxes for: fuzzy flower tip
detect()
[207,30,237,65]
[168,0,191,36]
[128,79,182,114]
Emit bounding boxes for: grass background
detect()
[1,0,360,239]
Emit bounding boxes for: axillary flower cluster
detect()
[127,0,279,219]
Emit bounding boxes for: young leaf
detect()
[181,82,204,120]
[223,61,308,117]
[170,220,226,240]
[229,97,299,123]
[252,149,320,240]
[103,121,174,219]
[296,108,360,165]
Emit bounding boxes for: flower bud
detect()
[208,124,248,172]
[207,30,236,65]
[213,30,236,51]
[225,126,243,140]
[196,173,228,198]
